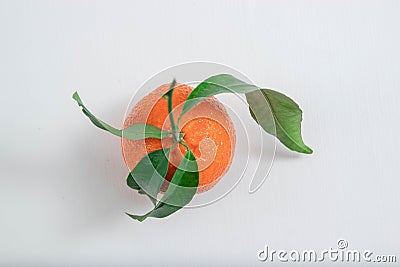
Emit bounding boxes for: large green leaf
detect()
[177,74,312,154]
[178,74,258,121]
[72,91,169,140]
[126,147,199,222]
[246,89,313,154]
[126,148,171,205]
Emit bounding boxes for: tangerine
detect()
[121,83,235,193]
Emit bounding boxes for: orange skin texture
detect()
[121,83,236,193]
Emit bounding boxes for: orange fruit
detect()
[121,83,235,193]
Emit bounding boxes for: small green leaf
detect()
[127,146,199,222]
[126,148,171,205]
[246,89,313,154]
[123,124,170,140]
[179,74,258,121]
[72,91,122,136]
[73,91,168,140]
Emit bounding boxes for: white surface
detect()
[1,0,399,266]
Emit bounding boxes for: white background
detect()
[1,1,399,266]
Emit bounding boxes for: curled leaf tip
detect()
[162,78,177,98]
[304,147,313,154]
[72,91,83,106]
[125,212,147,222]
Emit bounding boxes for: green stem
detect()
[180,141,189,151]
[165,79,179,142]
[170,140,179,150]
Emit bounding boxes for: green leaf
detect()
[126,148,171,205]
[246,89,313,154]
[176,74,312,154]
[72,91,122,136]
[178,74,258,121]
[123,124,170,140]
[127,146,199,222]
[126,173,141,190]
[72,91,168,140]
